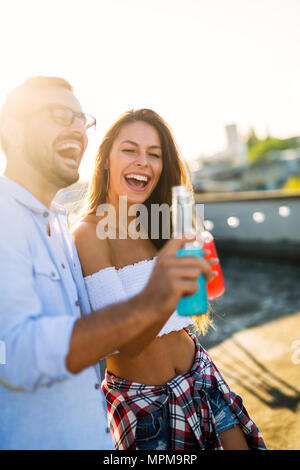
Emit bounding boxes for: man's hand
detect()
[141,237,218,320]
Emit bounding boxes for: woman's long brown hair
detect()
[83,108,192,249]
[82,108,213,334]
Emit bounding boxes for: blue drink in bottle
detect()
[177,242,208,316]
[172,186,208,316]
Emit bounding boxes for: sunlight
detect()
[1,0,300,181]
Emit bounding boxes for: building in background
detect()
[191,125,300,193]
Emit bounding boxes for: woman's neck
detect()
[105,193,147,240]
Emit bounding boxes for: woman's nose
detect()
[136,151,148,166]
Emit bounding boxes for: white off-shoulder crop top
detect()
[84,257,194,337]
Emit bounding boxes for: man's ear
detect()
[1,117,25,148]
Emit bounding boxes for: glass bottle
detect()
[193,204,226,300]
[172,186,208,316]
[201,230,226,299]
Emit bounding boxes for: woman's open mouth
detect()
[124,173,151,191]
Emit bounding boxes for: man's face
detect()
[22,87,88,188]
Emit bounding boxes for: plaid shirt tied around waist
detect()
[102,331,266,450]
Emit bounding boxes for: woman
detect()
[72,109,266,451]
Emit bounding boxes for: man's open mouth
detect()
[124,173,151,191]
[55,141,82,168]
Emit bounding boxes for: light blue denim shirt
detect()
[0,176,113,450]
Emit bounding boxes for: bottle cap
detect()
[172,185,188,195]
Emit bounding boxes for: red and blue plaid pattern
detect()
[102,332,266,450]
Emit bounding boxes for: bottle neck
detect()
[172,186,207,247]
[172,198,194,237]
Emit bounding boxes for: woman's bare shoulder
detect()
[71,216,111,275]
[71,215,97,241]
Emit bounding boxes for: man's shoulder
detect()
[0,189,30,224]
[0,186,37,253]
[0,193,32,256]
[0,187,20,208]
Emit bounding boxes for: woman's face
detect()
[107,121,163,206]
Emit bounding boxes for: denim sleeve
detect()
[0,202,76,391]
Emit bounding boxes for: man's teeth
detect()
[57,142,82,152]
[126,174,149,182]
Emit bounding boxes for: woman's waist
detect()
[106,329,196,386]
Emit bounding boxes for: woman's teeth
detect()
[126,174,149,182]
[125,174,149,189]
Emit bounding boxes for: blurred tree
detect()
[246,127,259,149]
[246,130,300,162]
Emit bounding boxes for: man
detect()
[0,77,214,450]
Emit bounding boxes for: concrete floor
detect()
[194,255,300,450]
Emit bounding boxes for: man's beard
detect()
[24,140,80,189]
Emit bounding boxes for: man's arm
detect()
[66,237,217,373]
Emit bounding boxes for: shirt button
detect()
[95,383,100,390]
[43,211,49,218]
[51,272,56,278]
[75,300,80,307]
[61,263,66,269]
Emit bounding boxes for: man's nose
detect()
[70,116,86,133]
[68,120,87,143]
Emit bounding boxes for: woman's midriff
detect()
[106,329,196,386]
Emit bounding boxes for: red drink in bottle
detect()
[201,231,225,300]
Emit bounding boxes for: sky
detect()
[0,0,300,181]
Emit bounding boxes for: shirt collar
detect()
[0,176,67,218]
